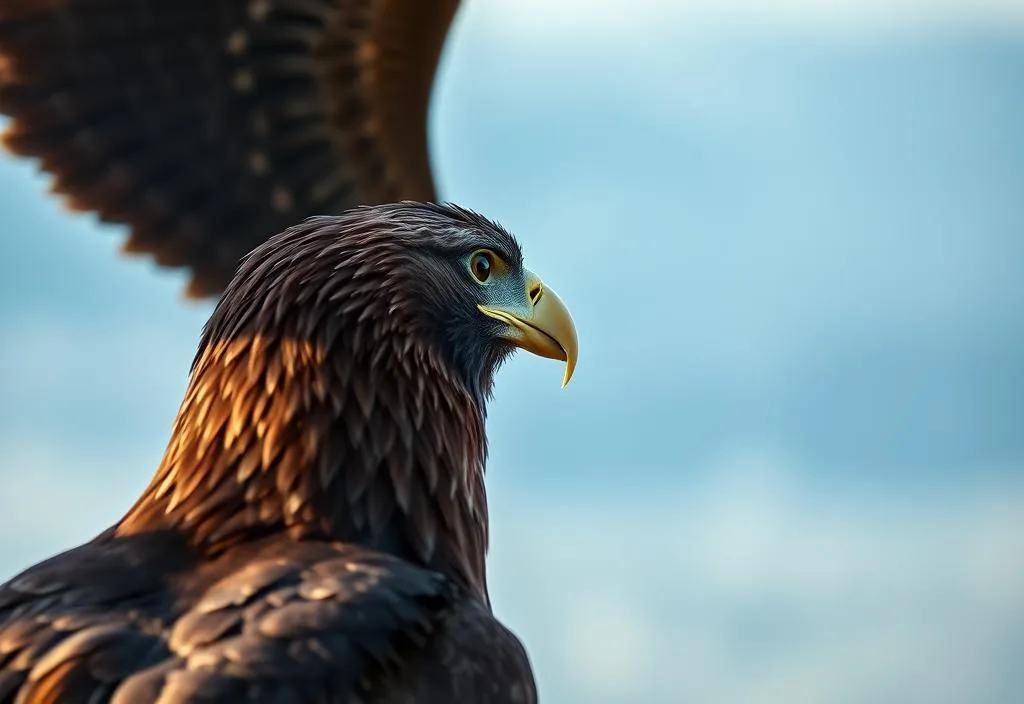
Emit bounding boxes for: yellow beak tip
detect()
[561,359,576,388]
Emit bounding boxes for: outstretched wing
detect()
[0,0,461,297]
[0,536,500,703]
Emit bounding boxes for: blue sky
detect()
[1,2,1023,702]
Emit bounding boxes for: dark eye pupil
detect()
[473,254,491,280]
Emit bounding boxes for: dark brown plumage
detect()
[0,0,461,297]
[0,202,579,703]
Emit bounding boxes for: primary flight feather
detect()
[0,202,578,703]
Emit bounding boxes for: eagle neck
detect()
[117,324,491,602]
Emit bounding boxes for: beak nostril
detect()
[529,283,543,305]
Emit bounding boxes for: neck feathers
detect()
[118,314,491,599]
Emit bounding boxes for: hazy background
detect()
[1,1,1023,702]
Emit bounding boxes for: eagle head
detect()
[209,201,577,403]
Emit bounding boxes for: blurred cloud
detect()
[471,0,1024,42]
[488,456,1024,703]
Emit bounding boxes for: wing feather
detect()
[0,537,470,702]
[0,0,461,297]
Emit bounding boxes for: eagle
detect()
[0,202,579,702]
[0,0,469,298]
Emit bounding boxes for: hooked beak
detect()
[478,272,578,387]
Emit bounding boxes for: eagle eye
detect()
[469,250,495,283]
